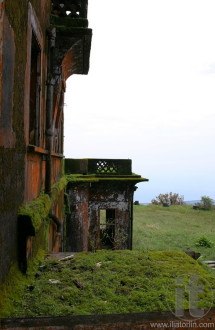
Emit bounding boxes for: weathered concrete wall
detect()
[66,181,135,252]
[0,1,26,279]
[0,0,51,281]
[66,183,89,252]
[25,151,46,202]
[0,0,4,122]
[24,151,63,203]
[0,12,15,147]
[50,188,65,252]
[2,309,215,329]
[0,149,25,280]
[51,155,64,185]
[88,182,134,250]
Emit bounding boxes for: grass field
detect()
[133,205,215,260]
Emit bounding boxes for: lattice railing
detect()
[96,160,119,174]
[88,159,132,175]
[51,0,88,19]
[65,159,132,175]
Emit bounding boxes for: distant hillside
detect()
[185,200,215,205]
[184,200,201,205]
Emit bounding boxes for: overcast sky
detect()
[64,0,215,203]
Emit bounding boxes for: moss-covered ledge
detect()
[15,176,68,274]
[51,176,67,202]
[18,194,51,233]
[66,174,148,184]
[18,176,68,233]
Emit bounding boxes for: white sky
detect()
[64,0,215,203]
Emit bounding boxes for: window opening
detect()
[99,209,115,249]
[29,32,41,146]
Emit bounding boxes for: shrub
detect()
[195,236,214,248]
[198,196,214,211]
[151,199,159,205]
[169,192,184,205]
[151,192,184,206]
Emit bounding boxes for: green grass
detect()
[133,205,215,260]
[2,250,215,318]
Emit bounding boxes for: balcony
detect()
[50,0,92,77]
[51,0,89,28]
[52,0,88,18]
[65,159,132,176]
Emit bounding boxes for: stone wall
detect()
[0,0,51,280]
[2,309,215,329]
[66,181,135,252]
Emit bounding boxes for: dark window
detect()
[100,209,115,249]
[29,32,41,146]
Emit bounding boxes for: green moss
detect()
[97,177,148,182]
[51,176,67,202]
[66,174,148,184]
[2,250,215,317]
[18,194,51,233]
[64,192,70,215]
[44,217,51,251]
[0,249,45,318]
[18,176,67,233]
[66,174,99,183]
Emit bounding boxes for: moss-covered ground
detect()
[0,249,45,318]
[1,250,215,318]
[2,205,215,318]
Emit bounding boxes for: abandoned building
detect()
[65,158,147,251]
[0,0,147,283]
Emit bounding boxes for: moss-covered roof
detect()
[66,174,148,184]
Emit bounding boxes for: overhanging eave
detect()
[53,26,92,79]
